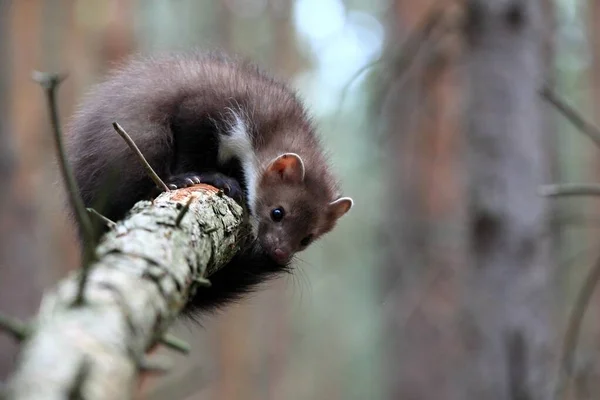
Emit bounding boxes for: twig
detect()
[159,334,191,354]
[539,183,600,197]
[112,122,170,192]
[67,358,90,400]
[335,4,446,128]
[541,86,600,147]
[554,256,600,400]
[88,166,120,240]
[175,197,194,227]
[0,313,29,341]
[334,57,382,123]
[194,277,212,288]
[138,356,172,375]
[86,208,117,229]
[32,71,96,306]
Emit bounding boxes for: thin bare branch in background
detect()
[32,71,96,271]
[553,256,600,400]
[335,4,447,128]
[540,183,600,197]
[32,71,100,312]
[542,86,600,147]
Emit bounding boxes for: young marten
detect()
[65,51,353,315]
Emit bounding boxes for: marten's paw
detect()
[166,173,202,189]
[166,172,244,204]
[197,172,244,205]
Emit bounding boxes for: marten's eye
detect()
[300,234,313,247]
[271,207,285,222]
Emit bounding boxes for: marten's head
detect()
[253,153,353,265]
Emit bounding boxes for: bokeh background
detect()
[2,0,600,399]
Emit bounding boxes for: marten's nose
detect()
[273,249,290,264]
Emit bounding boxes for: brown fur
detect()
[65,50,352,313]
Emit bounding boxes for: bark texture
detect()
[463,0,554,398]
[6,185,248,400]
[381,1,466,398]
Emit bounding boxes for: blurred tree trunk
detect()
[381,0,465,399]
[461,1,555,399]
[581,0,600,395]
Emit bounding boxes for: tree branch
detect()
[5,185,249,399]
[539,183,600,197]
[32,71,96,269]
[553,255,600,400]
[335,4,447,127]
[541,86,600,148]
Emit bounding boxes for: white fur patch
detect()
[217,111,250,164]
[218,111,259,233]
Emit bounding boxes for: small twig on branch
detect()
[138,356,172,375]
[159,334,191,355]
[553,256,600,400]
[112,122,170,192]
[67,358,90,400]
[539,183,600,198]
[541,86,600,147]
[86,208,117,229]
[6,187,246,399]
[0,313,29,341]
[175,197,194,227]
[194,277,212,288]
[32,71,96,306]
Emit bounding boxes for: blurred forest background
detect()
[2,0,600,399]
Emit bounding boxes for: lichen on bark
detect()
[6,184,248,400]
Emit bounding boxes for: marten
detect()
[65,51,353,315]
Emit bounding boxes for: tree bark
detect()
[6,185,248,400]
[462,0,554,398]
[381,1,465,398]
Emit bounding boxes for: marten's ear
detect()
[264,153,305,183]
[328,197,353,221]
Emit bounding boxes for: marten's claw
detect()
[166,172,203,189]
[164,172,244,205]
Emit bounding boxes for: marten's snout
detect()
[261,233,292,264]
[272,249,290,264]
